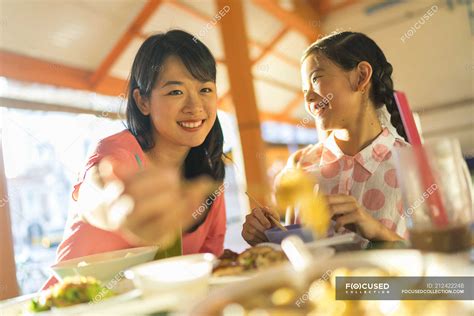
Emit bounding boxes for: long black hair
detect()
[126,30,225,228]
[302,31,409,142]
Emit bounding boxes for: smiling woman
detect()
[41,30,227,290]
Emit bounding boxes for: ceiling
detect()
[0,0,472,153]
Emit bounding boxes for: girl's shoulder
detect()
[293,143,324,168]
[393,137,410,149]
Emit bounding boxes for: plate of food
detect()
[210,245,334,286]
[0,276,140,315]
[192,250,473,315]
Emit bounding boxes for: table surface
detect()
[2,246,473,316]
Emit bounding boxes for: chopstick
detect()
[268,214,289,232]
[245,192,288,232]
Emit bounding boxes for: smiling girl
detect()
[42,30,226,289]
[243,31,409,245]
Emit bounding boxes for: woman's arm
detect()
[200,195,226,256]
[75,165,111,230]
[75,160,215,247]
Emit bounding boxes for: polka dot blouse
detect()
[295,127,409,239]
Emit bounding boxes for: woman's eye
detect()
[167,90,183,96]
[201,87,213,93]
[312,76,321,83]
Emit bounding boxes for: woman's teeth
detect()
[178,120,204,128]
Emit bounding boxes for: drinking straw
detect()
[394,91,449,228]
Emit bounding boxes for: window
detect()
[1,107,123,294]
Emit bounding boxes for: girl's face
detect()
[141,55,217,148]
[301,53,363,132]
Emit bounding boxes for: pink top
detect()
[292,127,409,239]
[42,130,226,290]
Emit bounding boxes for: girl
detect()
[243,31,409,245]
[42,30,226,288]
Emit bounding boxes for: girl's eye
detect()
[312,76,321,83]
[201,87,213,93]
[167,90,183,96]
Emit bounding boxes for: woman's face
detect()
[144,55,217,148]
[301,53,363,132]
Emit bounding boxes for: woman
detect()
[243,31,409,245]
[42,30,226,289]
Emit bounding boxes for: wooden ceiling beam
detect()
[0,97,123,119]
[252,26,289,64]
[318,0,359,17]
[162,0,299,67]
[252,0,320,41]
[0,51,300,125]
[218,27,291,109]
[250,39,300,68]
[254,75,300,93]
[89,0,163,87]
[216,0,269,202]
[0,50,128,96]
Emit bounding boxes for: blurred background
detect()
[0,0,472,296]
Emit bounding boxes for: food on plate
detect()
[215,267,464,315]
[28,276,114,312]
[212,247,287,277]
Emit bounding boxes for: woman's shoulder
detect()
[85,129,143,169]
[92,130,142,158]
[96,129,139,151]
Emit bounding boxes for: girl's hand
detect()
[242,207,280,246]
[327,194,402,241]
[80,158,214,248]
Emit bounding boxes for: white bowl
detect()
[51,246,158,283]
[125,253,215,300]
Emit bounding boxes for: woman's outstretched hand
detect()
[78,158,215,248]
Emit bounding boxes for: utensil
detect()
[245,191,288,231]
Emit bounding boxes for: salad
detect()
[29,276,114,313]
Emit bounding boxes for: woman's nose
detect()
[183,92,204,114]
